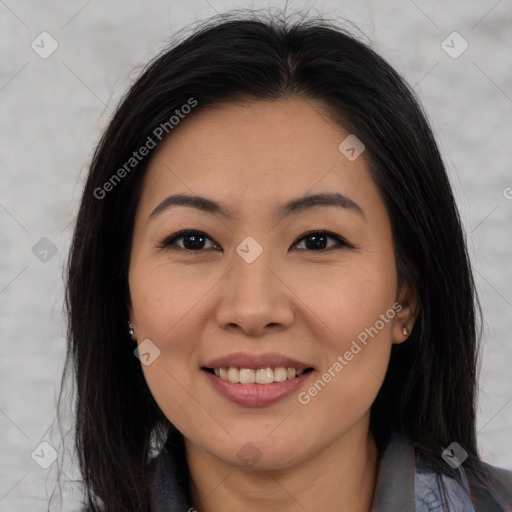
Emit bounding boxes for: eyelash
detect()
[156,230,354,253]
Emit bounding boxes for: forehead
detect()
[137,96,379,221]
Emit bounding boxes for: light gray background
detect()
[1,0,511,510]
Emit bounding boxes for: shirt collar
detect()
[370,434,416,512]
[150,434,418,512]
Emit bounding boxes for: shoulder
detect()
[473,462,512,511]
[414,462,475,511]
[414,452,512,512]
[482,460,512,489]
[381,435,512,512]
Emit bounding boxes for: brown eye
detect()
[292,231,352,251]
[158,230,219,252]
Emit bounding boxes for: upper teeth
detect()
[214,367,305,384]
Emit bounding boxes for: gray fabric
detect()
[150,446,190,512]
[149,434,511,511]
[370,434,415,511]
[414,469,475,512]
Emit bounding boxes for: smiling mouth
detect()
[203,366,314,384]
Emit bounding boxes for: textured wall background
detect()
[1,0,511,510]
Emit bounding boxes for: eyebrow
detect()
[148,191,364,221]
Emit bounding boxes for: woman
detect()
[61,10,512,512]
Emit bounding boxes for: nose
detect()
[214,248,295,336]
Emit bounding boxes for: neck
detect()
[185,426,379,512]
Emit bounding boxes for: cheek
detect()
[130,262,214,347]
[295,259,397,406]
[129,263,223,427]
[296,259,397,349]
[129,264,215,437]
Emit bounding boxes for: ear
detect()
[392,280,419,345]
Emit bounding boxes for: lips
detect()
[202,352,315,407]
[204,351,313,370]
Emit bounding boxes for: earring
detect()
[128,320,135,337]
[402,326,409,336]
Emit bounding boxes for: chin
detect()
[208,434,311,471]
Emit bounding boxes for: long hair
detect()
[60,9,494,511]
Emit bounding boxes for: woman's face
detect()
[128,96,415,470]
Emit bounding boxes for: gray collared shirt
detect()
[149,435,512,511]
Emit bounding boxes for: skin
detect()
[128,96,418,512]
